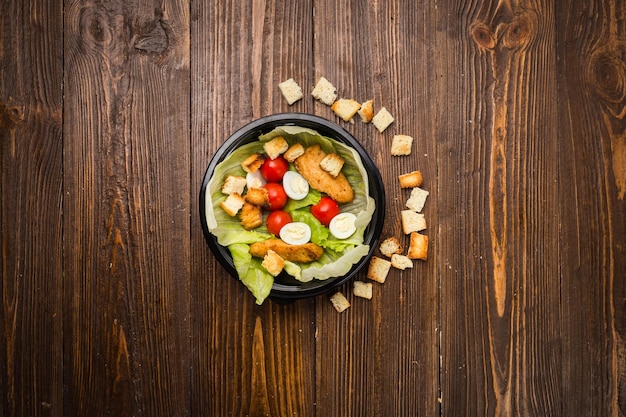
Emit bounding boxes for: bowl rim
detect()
[199,112,385,303]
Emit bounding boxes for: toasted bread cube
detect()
[319,153,345,177]
[391,253,414,270]
[244,187,269,207]
[264,136,289,160]
[330,291,351,313]
[401,210,427,234]
[391,135,413,156]
[262,250,285,277]
[367,256,392,283]
[379,237,403,258]
[311,76,337,105]
[331,98,361,122]
[372,107,394,133]
[221,175,247,195]
[219,193,245,217]
[239,202,263,230]
[358,99,374,123]
[283,142,305,162]
[407,232,428,260]
[278,78,303,105]
[353,281,373,299]
[398,170,423,188]
[241,153,265,173]
[406,187,429,212]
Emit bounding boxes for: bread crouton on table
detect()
[278,78,303,105]
[330,291,351,313]
[311,77,337,106]
[367,256,392,283]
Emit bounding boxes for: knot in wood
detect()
[80,6,113,46]
[0,103,24,129]
[588,48,626,110]
[502,13,535,49]
[470,22,496,51]
[133,19,169,55]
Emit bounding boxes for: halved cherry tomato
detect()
[266,210,292,236]
[310,196,340,226]
[263,182,288,211]
[260,155,289,182]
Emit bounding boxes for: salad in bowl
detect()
[199,114,385,304]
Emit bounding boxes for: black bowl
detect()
[199,113,385,303]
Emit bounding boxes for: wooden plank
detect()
[0,1,64,416]
[556,0,626,415]
[62,1,190,416]
[312,1,440,416]
[189,1,317,416]
[436,0,562,415]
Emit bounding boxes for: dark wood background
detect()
[2,0,625,416]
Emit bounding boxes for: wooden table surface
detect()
[2,0,625,416]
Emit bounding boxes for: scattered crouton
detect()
[278,78,303,105]
[219,193,245,217]
[379,237,403,258]
[353,281,373,299]
[398,170,423,188]
[319,153,345,177]
[372,107,394,133]
[367,256,392,283]
[330,292,351,313]
[311,77,337,105]
[331,98,361,122]
[221,175,247,195]
[391,135,413,156]
[262,250,285,277]
[391,254,413,270]
[406,187,429,212]
[283,142,305,162]
[264,136,289,160]
[241,153,265,173]
[401,210,427,234]
[407,232,428,260]
[358,99,374,123]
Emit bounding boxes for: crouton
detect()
[407,232,428,260]
[221,175,247,195]
[401,210,427,234]
[358,99,374,123]
[319,153,345,177]
[398,170,423,188]
[262,250,285,277]
[244,187,269,207]
[406,187,429,212]
[278,78,303,105]
[353,281,373,299]
[311,76,337,105]
[367,256,392,283]
[379,237,403,258]
[330,292,351,313]
[391,135,413,156]
[239,202,263,230]
[219,193,246,217]
[391,254,413,270]
[372,107,394,133]
[331,98,361,122]
[241,153,265,173]
[283,142,305,162]
[264,136,289,160]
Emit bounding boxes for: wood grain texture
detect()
[437,0,563,415]
[2,0,625,416]
[62,0,190,416]
[0,1,64,416]
[556,0,626,415]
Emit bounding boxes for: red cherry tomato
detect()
[263,182,288,211]
[266,210,292,236]
[310,196,340,226]
[260,155,289,182]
